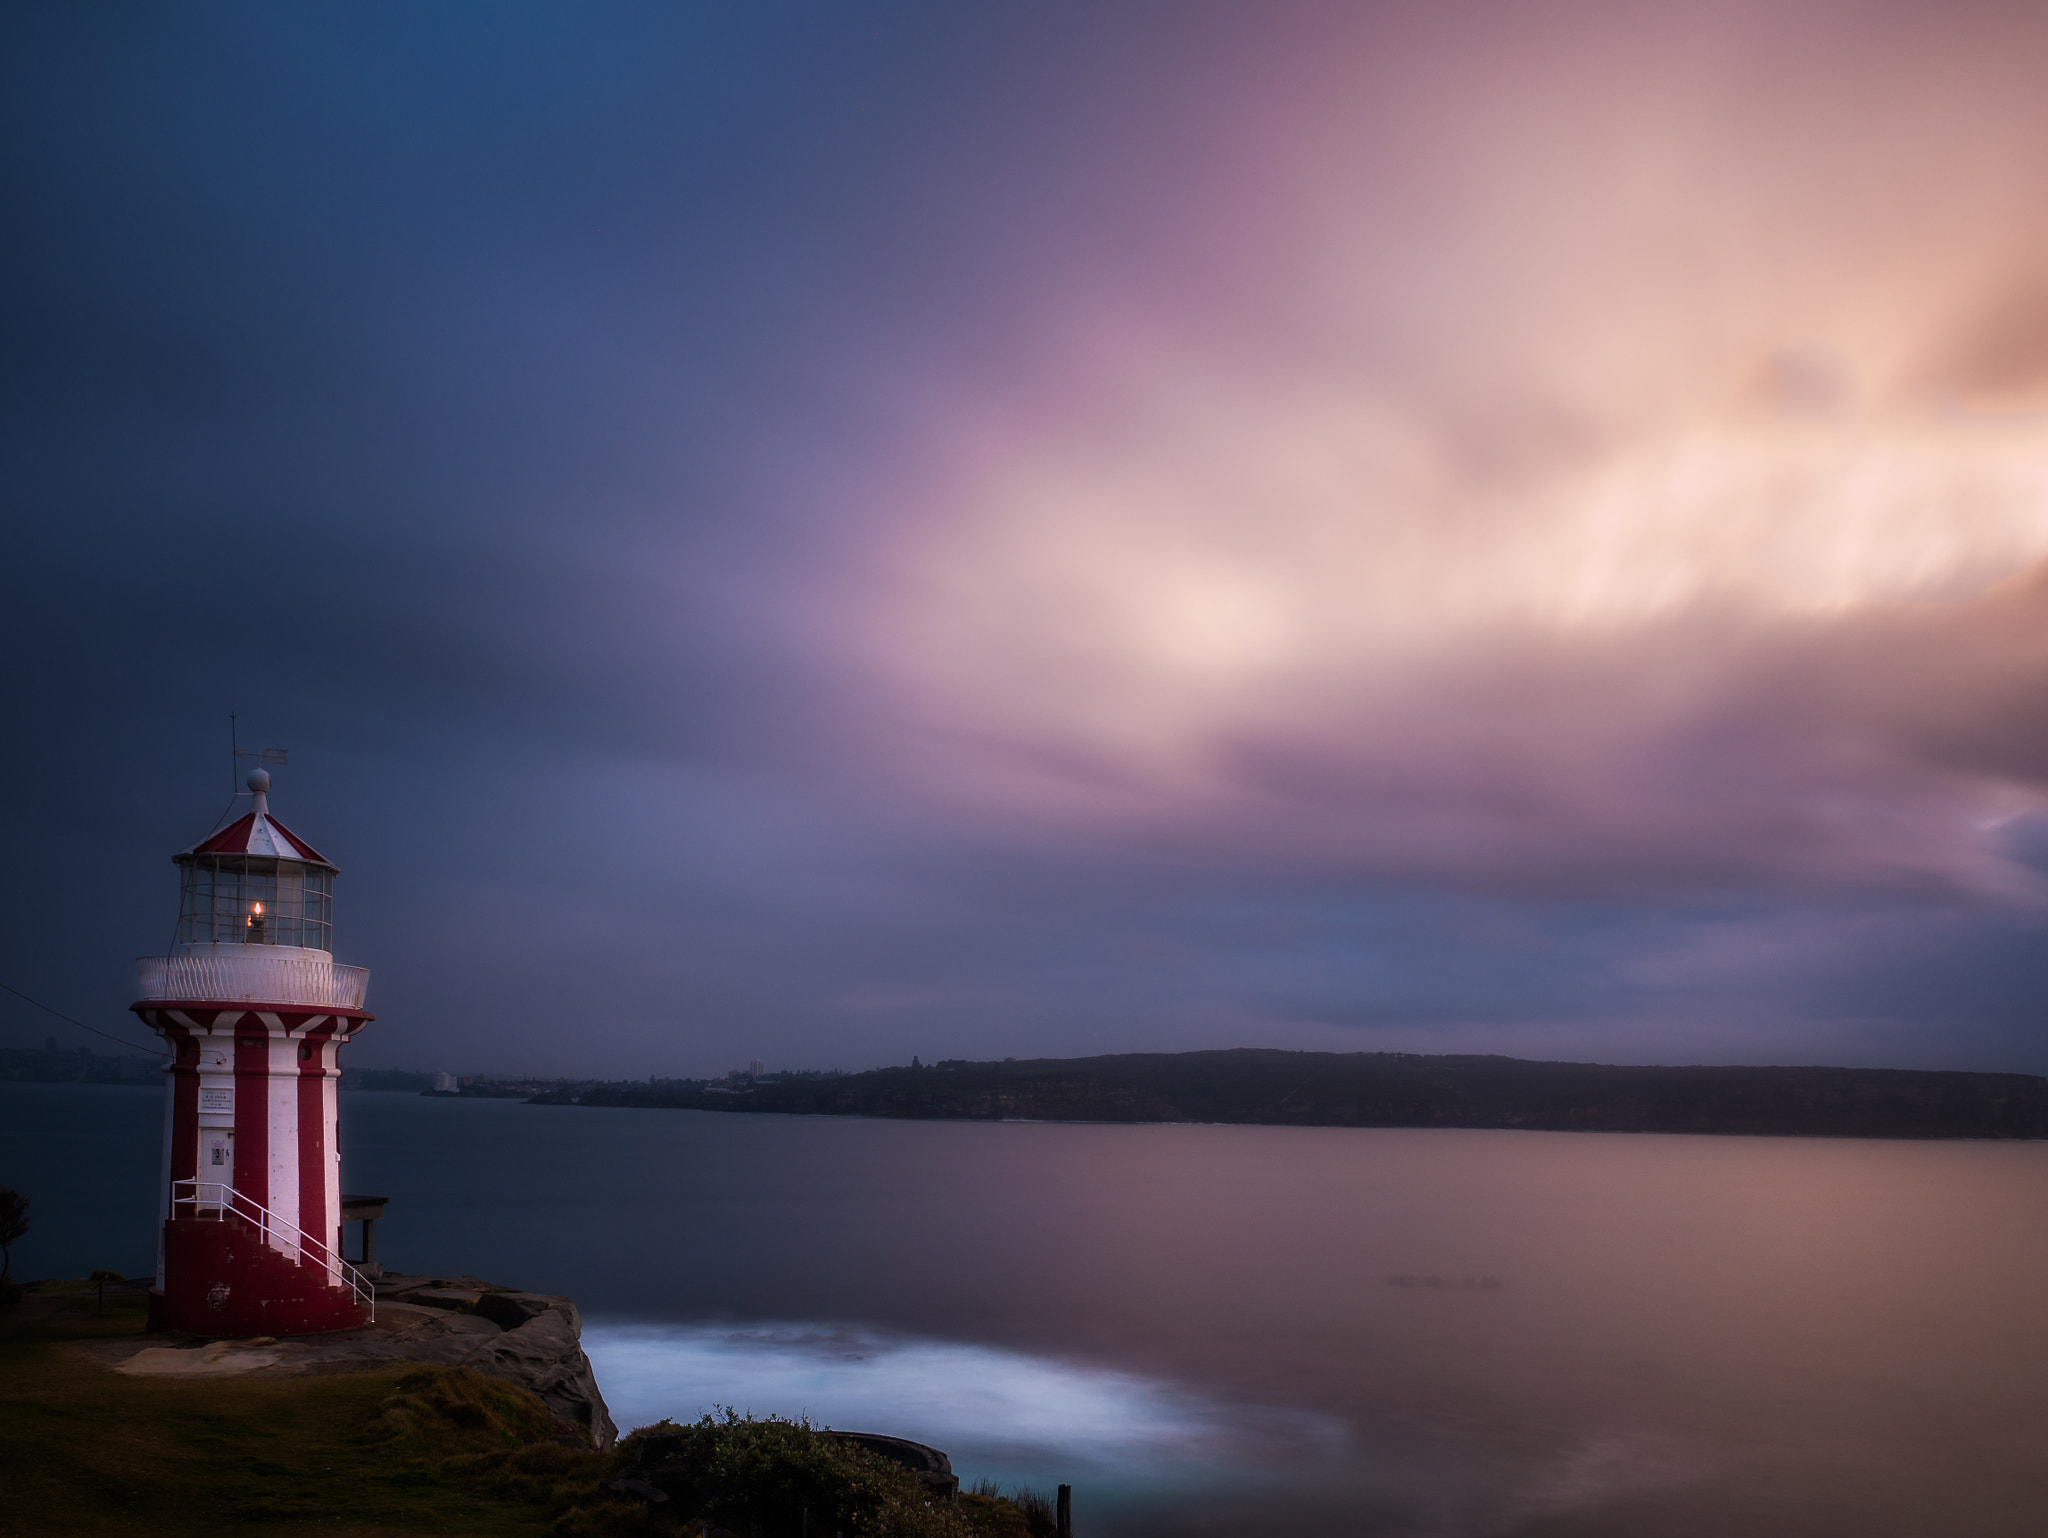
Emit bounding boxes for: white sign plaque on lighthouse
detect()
[131,767,377,1334]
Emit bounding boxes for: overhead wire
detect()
[0,980,163,1056]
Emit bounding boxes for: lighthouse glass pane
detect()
[177,859,332,952]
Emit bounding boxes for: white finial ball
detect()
[247,768,272,793]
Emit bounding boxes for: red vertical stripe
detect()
[170,1030,199,1193]
[234,1026,269,1208]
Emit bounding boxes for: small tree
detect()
[0,1187,27,1283]
[0,1187,27,1310]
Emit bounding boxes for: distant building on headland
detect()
[747,1058,766,1078]
[433,1071,457,1093]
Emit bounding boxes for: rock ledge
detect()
[112,1271,615,1447]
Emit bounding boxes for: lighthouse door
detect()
[199,1131,234,1207]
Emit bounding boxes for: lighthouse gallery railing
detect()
[171,1178,375,1320]
[135,954,370,1010]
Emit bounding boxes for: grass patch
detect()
[0,1290,608,1535]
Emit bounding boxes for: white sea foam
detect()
[583,1321,1345,1497]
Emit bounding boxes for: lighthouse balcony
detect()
[135,951,370,1010]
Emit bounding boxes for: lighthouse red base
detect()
[134,1001,374,1338]
[159,1216,368,1334]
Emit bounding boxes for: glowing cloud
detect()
[843,4,2048,900]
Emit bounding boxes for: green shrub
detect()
[621,1411,992,1538]
[957,1492,1033,1538]
[1005,1487,1058,1538]
[961,1481,1056,1538]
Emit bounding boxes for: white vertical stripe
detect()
[267,1033,299,1253]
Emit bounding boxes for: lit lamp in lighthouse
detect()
[130,767,376,1334]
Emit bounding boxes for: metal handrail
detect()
[170,1178,374,1320]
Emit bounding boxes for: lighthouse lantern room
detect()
[132,768,375,1335]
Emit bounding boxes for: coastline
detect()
[530,1047,2048,1140]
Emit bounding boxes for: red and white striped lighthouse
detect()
[132,768,375,1335]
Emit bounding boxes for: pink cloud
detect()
[807,0,2048,903]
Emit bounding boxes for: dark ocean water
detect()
[5,1081,2048,1536]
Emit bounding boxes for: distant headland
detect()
[537,1049,2048,1140]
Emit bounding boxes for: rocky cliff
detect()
[113,1271,616,1447]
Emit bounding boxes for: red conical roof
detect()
[184,810,337,871]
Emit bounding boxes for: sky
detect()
[4,1,2047,1079]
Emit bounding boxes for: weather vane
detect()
[227,711,288,794]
